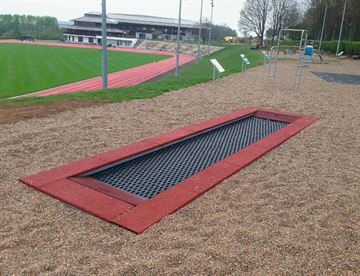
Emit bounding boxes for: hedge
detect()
[321,41,360,55]
[272,40,360,55]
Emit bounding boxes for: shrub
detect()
[270,40,360,55]
[321,41,360,55]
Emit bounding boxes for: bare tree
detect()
[238,0,272,47]
[270,0,300,45]
[283,2,302,29]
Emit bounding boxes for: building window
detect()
[89,37,94,43]
[78,36,83,42]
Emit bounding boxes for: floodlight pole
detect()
[175,0,182,77]
[101,0,108,89]
[336,0,347,56]
[318,3,327,53]
[197,0,204,64]
[207,0,214,55]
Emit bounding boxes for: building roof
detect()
[72,12,200,29]
[66,25,127,34]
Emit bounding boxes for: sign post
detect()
[240,54,250,72]
[210,58,225,82]
[261,51,270,66]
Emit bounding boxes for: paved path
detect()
[1,40,195,97]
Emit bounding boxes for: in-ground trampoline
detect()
[20,107,317,233]
[312,71,360,85]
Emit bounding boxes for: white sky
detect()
[1,0,245,31]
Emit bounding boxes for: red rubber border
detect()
[19,107,317,233]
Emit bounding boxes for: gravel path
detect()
[1,58,359,275]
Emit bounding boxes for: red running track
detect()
[1,40,195,97]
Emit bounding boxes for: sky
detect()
[1,0,245,31]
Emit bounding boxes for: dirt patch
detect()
[0,58,359,274]
[0,100,102,125]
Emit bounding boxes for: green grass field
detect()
[0,43,169,99]
[5,45,263,105]
[1,44,263,110]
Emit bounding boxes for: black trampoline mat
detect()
[81,115,288,199]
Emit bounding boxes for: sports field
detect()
[0,43,169,99]
[15,45,263,102]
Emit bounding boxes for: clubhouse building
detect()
[64,12,202,48]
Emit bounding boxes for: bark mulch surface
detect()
[1,59,359,275]
[0,100,102,125]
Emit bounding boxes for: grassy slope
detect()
[0,43,168,99]
[6,45,263,105]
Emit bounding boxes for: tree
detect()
[0,14,62,40]
[203,17,237,41]
[297,0,360,41]
[266,28,275,39]
[269,0,301,45]
[211,24,237,40]
[238,0,272,47]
